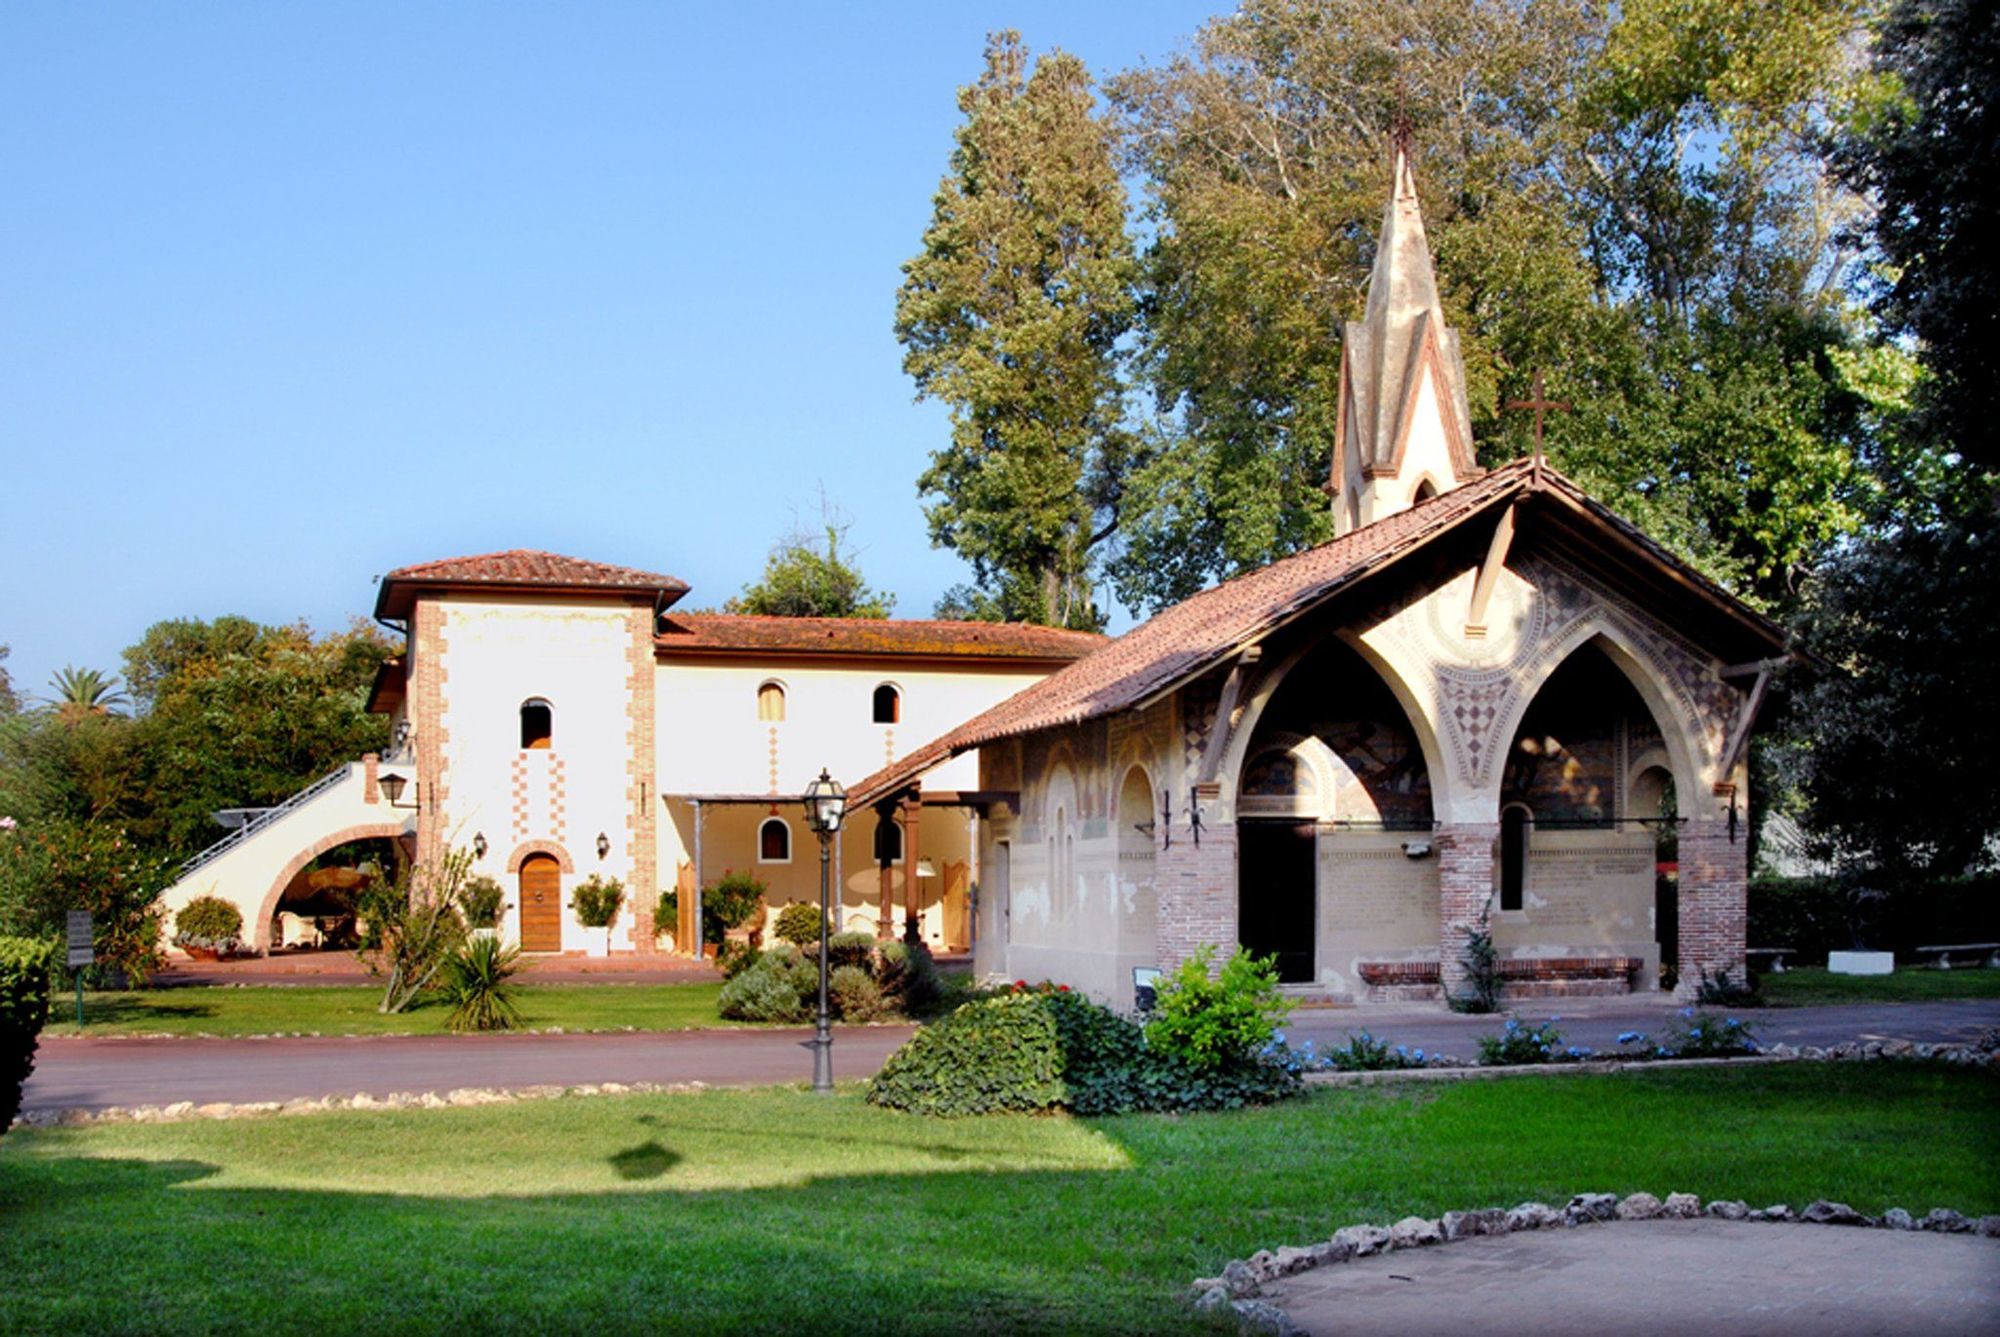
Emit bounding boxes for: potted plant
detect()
[174,896,244,961]
[570,875,625,957]
[458,874,507,940]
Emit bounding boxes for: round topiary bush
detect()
[174,896,243,945]
[867,992,1066,1115]
[772,902,826,949]
[826,930,876,973]
[829,964,884,1022]
[718,958,807,1023]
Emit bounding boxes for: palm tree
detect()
[48,666,129,721]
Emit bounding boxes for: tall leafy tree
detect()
[1103,0,1881,611]
[725,504,894,619]
[0,646,15,717]
[1832,0,2000,473]
[896,31,1139,630]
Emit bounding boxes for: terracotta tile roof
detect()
[656,613,1106,662]
[375,549,690,620]
[849,459,1788,805]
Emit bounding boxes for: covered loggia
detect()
[1234,638,1436,986]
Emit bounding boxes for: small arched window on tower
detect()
[757,680,786,722]
[520,698,554,750]
[1499,803,1532,911]
[1412,477,1440,503]
[759,817,791,863]
[872,683,901,724]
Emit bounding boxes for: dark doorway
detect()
[1238,821,1316,983]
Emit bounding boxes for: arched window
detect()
[759,817,791,863]
[873,812,902,865]
[1499,804,1532,912]
[872,683,901,724]
[757,681,786,722]
[1412,478,1439,503]
[520,698,553,750]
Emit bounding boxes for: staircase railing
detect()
[177,762,358,877]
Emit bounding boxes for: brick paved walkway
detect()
[1262,1219,2000,1336]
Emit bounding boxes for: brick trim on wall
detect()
[1155,822,1239,977]
[411,596,451,866]
[624,601,660,952]
[253,823,408,952]
[504,839,576,874]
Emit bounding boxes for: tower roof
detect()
[1333,143,1478,497]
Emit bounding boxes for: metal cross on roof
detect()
[1504,369,1570,467]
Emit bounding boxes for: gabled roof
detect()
[374,549,690,620]
[849,458,1789,806]
[656,613,1104,663]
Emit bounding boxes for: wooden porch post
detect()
[901,789,923,944]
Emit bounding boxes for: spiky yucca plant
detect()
[441,935,524,1033]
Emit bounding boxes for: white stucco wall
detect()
[435,597,642,952]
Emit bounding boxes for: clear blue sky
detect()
[0,2,1221,698]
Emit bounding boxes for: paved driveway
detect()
[23,1025,917,1112]
[21,999,1998,1115]
[1283,997,2000,1060]
[1262,1219,2000,1336]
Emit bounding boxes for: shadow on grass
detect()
[68,997,220,1027]
[608,1140,680,1180]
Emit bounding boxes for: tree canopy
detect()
[895,31,1139,631]
[725,510,895,620]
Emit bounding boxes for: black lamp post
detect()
[801,768,847,1093]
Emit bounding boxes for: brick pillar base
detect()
[1436,823,1498,1003]
[1676,818,1747,999]
[1154,824,1238,977]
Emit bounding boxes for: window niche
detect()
[757,680,786,722]
[520,698,553,750]
[872,683,900,724]
[1499,804,1532,912]
[759,817,791,863]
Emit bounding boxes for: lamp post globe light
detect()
[801,769,846,1093]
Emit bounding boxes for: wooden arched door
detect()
[519,855,562,952]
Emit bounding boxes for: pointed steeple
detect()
[1329,141,1479,536]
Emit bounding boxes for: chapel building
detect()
[849,147,1787,1004]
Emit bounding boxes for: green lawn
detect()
[1758,966,2000,1007]
[2,1064,1993,1334]
[43,981,739,1037]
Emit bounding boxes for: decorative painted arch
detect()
[1219,632,1454,818]
[1236,729,1337,818]
[506,839,576,874]
[254,823,408,953]
[1492,616,1713,812]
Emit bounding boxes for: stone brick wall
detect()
[410,596,450,866]
[1435,822,1498,999]
[1676,816,1747,997]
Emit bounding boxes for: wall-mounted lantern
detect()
[596,832,611,860]
[473,832,488,860]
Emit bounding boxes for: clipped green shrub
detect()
[878,939,945,1013]
[829,964,884,1021]
[439,935,524,1033]
[867,991,1066,1115]
[1,935,55,1136]
[569,875,625,929]
[457,876,506,931]
[773,902,826,949]
[826,930,876,973]
[762,942,819,999]
[718,957,808,1023]
[173,895,243,944]
[1145,946,1291,1072]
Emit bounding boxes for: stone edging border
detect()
[1190,1192,2000,1336]
[1302,1035,1999,1084]
[13,1080,725,1128]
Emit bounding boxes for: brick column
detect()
[1436,823,1498,1003]
[1153,821,1237,977]
[1676,817,1747,998]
